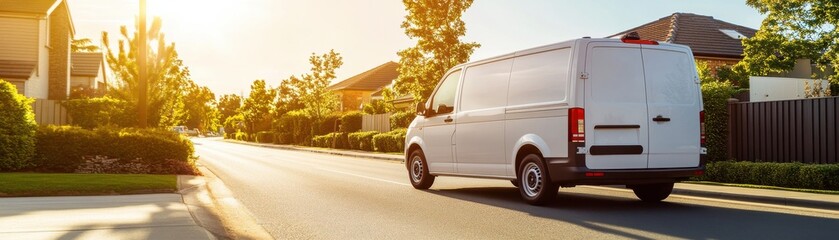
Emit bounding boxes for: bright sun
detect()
[146,0,236,30]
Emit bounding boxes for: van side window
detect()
[430,70,461,114]
[508,48,571,106]
[460,59,513,111]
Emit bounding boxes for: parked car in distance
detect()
[171,126,188,135]
[404,32,707,205]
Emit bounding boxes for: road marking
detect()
[582,186,839,216]
[315,167,411,187]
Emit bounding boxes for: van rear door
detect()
[583,42,650,170]
[641,44,701,169]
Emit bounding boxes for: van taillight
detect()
[700,111,706,144]
[569,108,585,143]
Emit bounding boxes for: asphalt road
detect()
[194,138,839,240]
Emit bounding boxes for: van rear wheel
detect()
[630,183,674,202]
[407,149,434,189]
[518,154,558,205]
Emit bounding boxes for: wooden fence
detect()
[362,113,391,132]
[728,96,838,164]
[30,99,69,125]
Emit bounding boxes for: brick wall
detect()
[337,90,372,112]
[48,2,71,100]
[695,57,740,76]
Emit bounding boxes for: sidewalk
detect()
[226,139,839,211]
[0,194,214,240]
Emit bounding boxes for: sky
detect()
[68,0,765,97]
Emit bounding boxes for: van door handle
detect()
[652,116,670,122]
[444,116,453,123]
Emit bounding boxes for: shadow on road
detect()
[428,187,839,239]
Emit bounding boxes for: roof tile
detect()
[328,61,399,91]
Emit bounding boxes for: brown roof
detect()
[609,13,757,59]
[71,52,103,77]
[0,60,36,79]
[0,0,60,14]
[328,61,399,91]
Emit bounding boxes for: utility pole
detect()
[137,0,148,128]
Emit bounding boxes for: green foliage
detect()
[223,113,244,139]
[311,132,349,149]
[372,128,408,153]
[241,80,276,135]
[348,131,379,151]
[340,111,363,132]
[696,60,715,84]
[390,111,416,129]
[0,80,37,171]
[362,99,392,114]
[234,130,249,141]
[277,110,313,145]
[743,0,839,83]
[695,161,839,191]
[218,94,242,128]
[296,50,343,126]
[71,38,100,53]
[716,64,751,88]
[181,80,219,131]
[33,126,197,174]
[318,114,342,135]
[394,0,480,106]
[701,81,737,162]
[64,97,133,129]
[255,131,275,143]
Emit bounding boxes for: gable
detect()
[328,61,399,91]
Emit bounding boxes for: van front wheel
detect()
[518,154,558,205]
[408,149,434,189]
[630,183,674,202]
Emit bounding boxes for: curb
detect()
[670,186,839,211]
[222,139,404,162]
[219,139,838,212]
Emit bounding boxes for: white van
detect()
[404,33,707,205]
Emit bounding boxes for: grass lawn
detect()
[0,173,177,197]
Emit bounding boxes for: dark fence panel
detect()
[728,96,838,164]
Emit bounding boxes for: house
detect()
[70,52,106,93]
[609,13,757,71]
[327,61,399,112]
[0,0,75,100]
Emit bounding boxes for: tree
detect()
[181,80,218,131]
[298,50,342,124]
[240,80,275,135]
[218,94,242,124]
[71,38,100,53]
[274,76,305,117]
[742,0,839,85]
[0,80,36,171]
[394,0,480,106]
[103,17,191,127]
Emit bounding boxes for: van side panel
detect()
[455,59,513,176]
[504,48,573,177]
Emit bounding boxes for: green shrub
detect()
[340,111,363,133]
[234,131,249,141]
[317,114,342,135]
[223,114,245,139]
[389,111,416,129]
[33,126,197,174]
[348,131,378,151]
[0,80,37,171]
[277,110,312,145]
[275,132,293,144]
[701,81,737,162]
[311,132,349,149]
[695,161,839,190]
[372,128,407,153]
[64,97,133,129]
[255,131,275,143]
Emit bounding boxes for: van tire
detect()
[630,183,674,202]
[518,154,558,205]
[408,149,434,189]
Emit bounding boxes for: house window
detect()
[719,29,746,39]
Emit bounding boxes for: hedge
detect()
[34,126,198,174]
[0,79,37,171]
[700,81,737,162]
[256,131,274,143]
[694,161,839,191]
[340,111,363,133]
[390,111,416,129]
[64,97,133,129]
[348,131,378,151]
[312,132,349,149]
[277,110,312,145]
[372,128,407,153]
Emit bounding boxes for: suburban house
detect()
[0,0,75,100]
[609,12,757,72]
[327,61,399,112]
[70,52,106,93]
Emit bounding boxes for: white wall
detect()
[25,18,51,99]
[749,76,830,102]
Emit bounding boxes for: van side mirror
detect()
[438,104,453,114]
[416,102,426,116]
